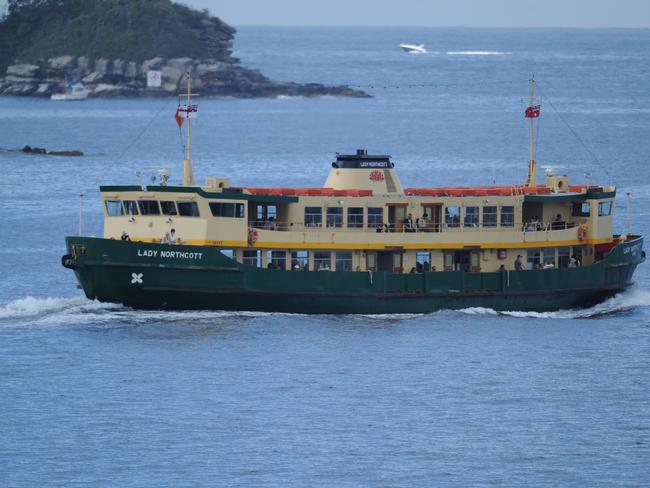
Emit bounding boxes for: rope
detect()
[117,98,176,161]
[536,84,613,184]
[347,79,524,90]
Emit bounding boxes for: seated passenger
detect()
[121,231,130,241]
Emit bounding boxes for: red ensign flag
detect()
[174,106,184,128]
[525,105,541,118]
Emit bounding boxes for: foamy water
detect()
[2,287,648,328]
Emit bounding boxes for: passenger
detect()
[416,262,423,273]
[543,262,555,269]
[169,228,177,244]
[121,231,130,241]
[404,213,415,232]
[409,267,416,274]
[265,216,278,231]
[499,264,506,270]
[514,254,523,270]
[417,213,429,232]
[383,223,390,233]
[376,224,384,233]
[551,214,565,230]
[161,232,171,244]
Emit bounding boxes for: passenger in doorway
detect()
[121,231,130,241]
[551,214,565,230]
[404,213,415,232]
[265,217,278,231]
[569,255,581,267]
[514,254,523,270]
[417,212,429,232]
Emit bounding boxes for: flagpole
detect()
[526,75,537,186]
[182,71,195,186]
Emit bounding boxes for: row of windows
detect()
[303,206,515,228]
[304,207,384,228]
[231,249,354,271]
[444,205,514,227]
[105,199,244,219]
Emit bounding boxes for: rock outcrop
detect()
[0,56,367,98]
[0,1,367,99]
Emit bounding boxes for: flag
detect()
[525,105,540,118]
[178,104,198,119]
[174,106,184,128]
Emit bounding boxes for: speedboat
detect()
[51,81,90,101]
[399,43,426,54]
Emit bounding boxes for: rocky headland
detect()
[0,0,367,99]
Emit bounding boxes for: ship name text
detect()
[137,249,204,260]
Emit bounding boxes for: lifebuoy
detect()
[578,225,587,241]
[247,227,258,245]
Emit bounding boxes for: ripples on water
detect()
[1,27,650,486]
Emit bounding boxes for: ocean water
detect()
[1,27,650,486]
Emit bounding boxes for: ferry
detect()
[62,76,645,314]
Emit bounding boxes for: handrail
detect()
[248,220,581,234]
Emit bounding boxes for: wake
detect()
[0,287,648,326]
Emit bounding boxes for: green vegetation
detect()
[0,0,235,73]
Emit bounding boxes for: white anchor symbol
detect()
[131,272,143,284]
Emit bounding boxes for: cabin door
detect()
[421,204,442,232]
[448,250,481,272]
[377,252,393,272]
[387,204,407,232]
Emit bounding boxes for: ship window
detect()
[335,252,353,271]
[123,200,139,215]
[367,207,383,228]
[314,251,331,271]
[416,252,431,272]
[598,201,612,216]
[483,206,497,227]
[305,207,322,228]
[243,250,261,267]
[500,206,514,227]
[543,248,556,267]
[572,202,591,217]
[445,206,460,228]
[291,250,308,271]
[464,206,479,228]
[177,201,200,217]
[326,207,343,228]
[138,200,160,215]
[527,249,541,270]
[160,201,177,215]
[267,251,286,270]
[558,247,571,268]
[347,207,364,228]
[105,200,124,216]
[220,249,234,259]
[209,202,245,218]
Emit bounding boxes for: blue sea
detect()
[1,27,650,486]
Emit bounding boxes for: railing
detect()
[248,220,581,234]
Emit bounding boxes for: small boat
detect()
[61,76,645,314]
[399,43,426,54]
[51,81,90,101]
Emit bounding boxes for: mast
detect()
[525,75,537,186]
[182,71,196,186]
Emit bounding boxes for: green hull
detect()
[62,236,644,314]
